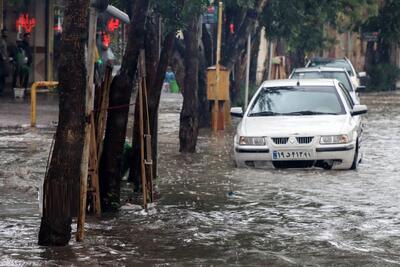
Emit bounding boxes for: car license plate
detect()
[272,150,313,160]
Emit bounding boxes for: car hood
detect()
[239,115,350,136]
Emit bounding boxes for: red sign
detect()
[107,18,120,32]
[16,13,36,33]
[229,23,235,34]
[102,32,111,47]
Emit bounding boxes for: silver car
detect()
[289,67,364,104]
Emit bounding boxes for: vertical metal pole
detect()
[267,42,273,80]
[31,83,37,127]
[77,7,97,242]
[46,0,55,81]
[347,31,352,60]
[0,0,3,30]
[212,1,223,133]
[244,33,251,109]
[158,16,162,58]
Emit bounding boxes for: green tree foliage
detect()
[262,0,378,55]
[362,0,400,89]
[363,0,400,47]
[152,0,208,33]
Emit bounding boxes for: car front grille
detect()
[272,137,289,145]
[296,136,314,144]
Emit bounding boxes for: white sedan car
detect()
[231,79,367,170]
[289,67,364,104]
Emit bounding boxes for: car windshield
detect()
[308,60,354,76]
[248,86,346,117]
[291,72,353,92]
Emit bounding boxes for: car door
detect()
[338,83,363,145]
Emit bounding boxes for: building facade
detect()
[1,0,64,90]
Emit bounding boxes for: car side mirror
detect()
[358,72,367,78]
[356,85,366,92]
[230,107,243,118]
[351,105,368,116]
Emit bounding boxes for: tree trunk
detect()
[129,16,176,189]
[99,0,149,211]
[170,40,186,93]
[250,28,261,84]
[179,17,200,153]
[38,0,88,246]
[289,49,305,70]
[198,24,213,128]
[198,41,210,128]
[364,41,376,72]
[220,0,268,70]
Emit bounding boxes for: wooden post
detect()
[95,65,113,158]
[31,83,37,127]
[138,50,148,209]
[212,1,223,133]
[143,82,154,203]
[77,7,97,242]
[89,112,101,215]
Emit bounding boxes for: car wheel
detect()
[350,140,359,170]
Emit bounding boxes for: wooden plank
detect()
[139,50,147,209]
[143,83,154,203]
[77,7,97,242]
[89,113,101,215]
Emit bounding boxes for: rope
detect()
[93,102,136,112]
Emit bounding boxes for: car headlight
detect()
[320,134,349,145]
[239,136,266,146]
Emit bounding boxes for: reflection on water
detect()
[1,92,400,266]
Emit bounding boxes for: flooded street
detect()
[1,92,400,266]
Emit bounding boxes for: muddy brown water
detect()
[0,92,399,266]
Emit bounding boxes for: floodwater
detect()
[0,92,400,266]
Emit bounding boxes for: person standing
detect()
[19,32,32,91]
[0,29,9,96]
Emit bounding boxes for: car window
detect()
[338,83,354,109]
[308,60,354,76]
[339,83,354,109]
[292,71,353,92]
[248,86,346,116]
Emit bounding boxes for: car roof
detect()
[293,67,348,73]
[260,79,337,88]
[308,57,348,63]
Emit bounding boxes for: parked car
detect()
[289,67,364,104]
[305,57,366,88]
[231,79,367,170]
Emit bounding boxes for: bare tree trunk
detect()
[170,40,185,93]
[198,41,210,128]
[99,0,149,211]
[220,0,268,70]
[38,0,88,246]
[179,17,200,153]
[129,16,176,189]
[198,24,212,128]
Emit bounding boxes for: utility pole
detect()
[212,1,223,133]
[268,42,273,80]
[244,33,251,109]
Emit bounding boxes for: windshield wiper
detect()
[248,111,283,117]
[285,110,339,115]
